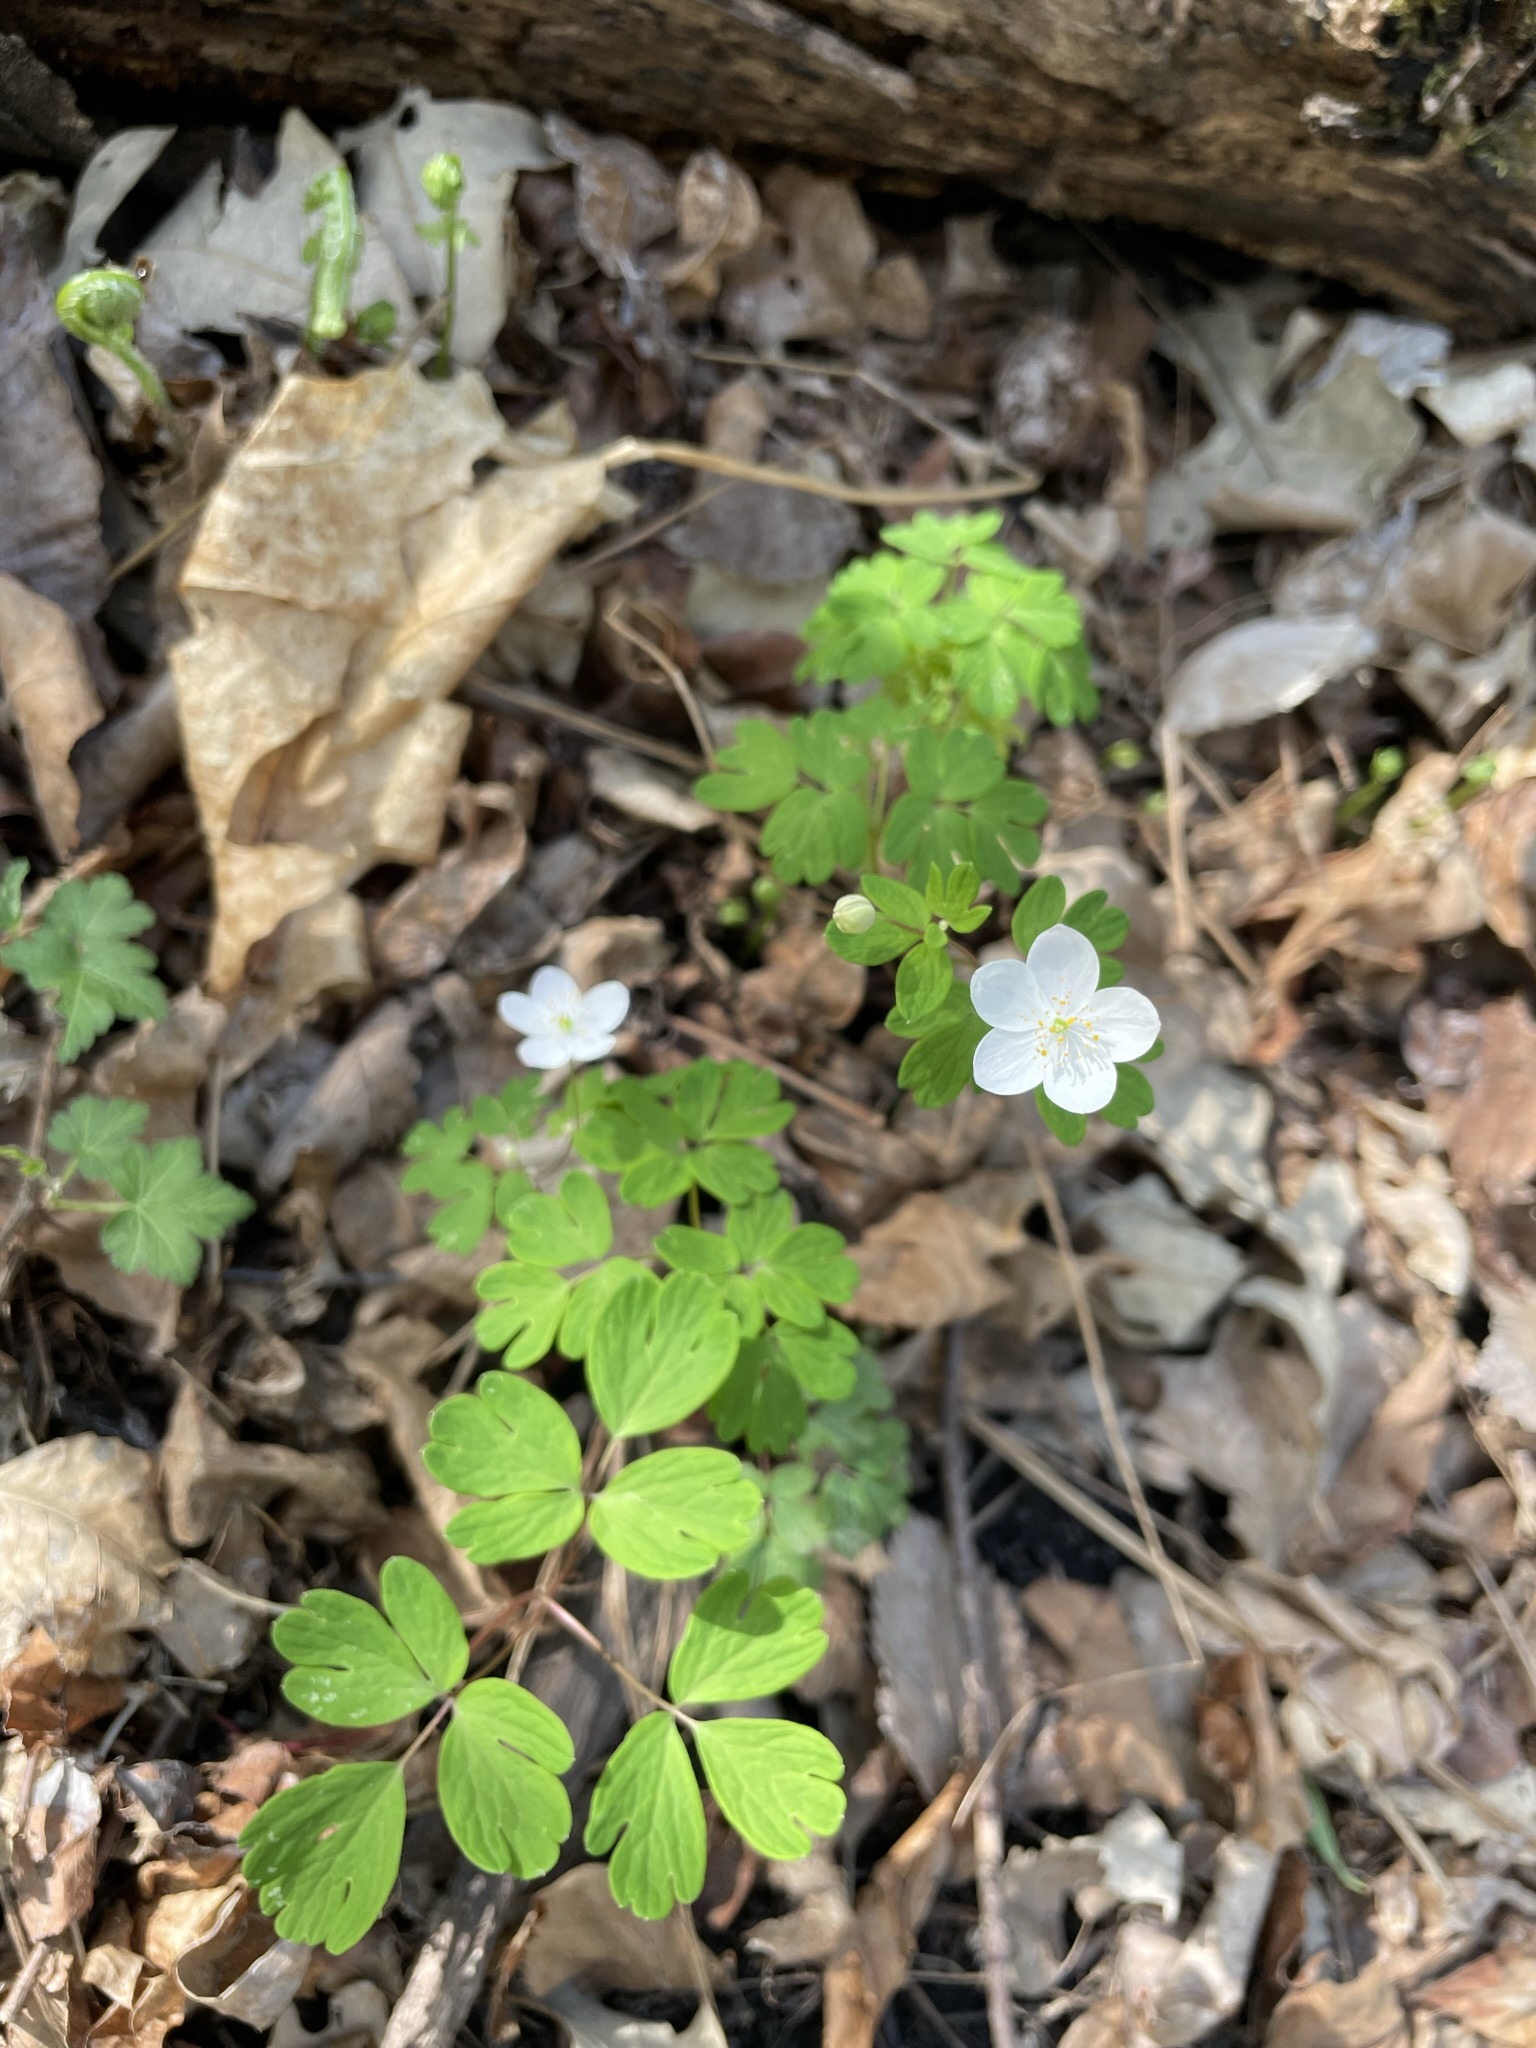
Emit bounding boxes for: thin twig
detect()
[462,670,705,774]
[963,1406,1240,1645]
[1157,723,1199,958]
[941,1321,1017,2048]
[1019,1130,1203,1662]
[0,1939,50,2029]
[598,435,1040,508]
[603,594,718,769]
[666,1011,887,1129]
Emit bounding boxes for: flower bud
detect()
[421,152,466,210]
[832,893,876,935]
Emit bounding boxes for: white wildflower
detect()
[969,924,1159,1114]
[497,965,630,1071]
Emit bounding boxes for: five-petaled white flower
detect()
[497,966,630,1071]
[969,924,1159,1114]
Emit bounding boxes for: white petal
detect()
[578,981,630,1034]
[973,1029,1048,1097]
[1081,985,1161,1062]
[1027,924,1101,1014]
[526,964,581,1015]
[968,958,1047,1030]
[1043,1038,1118,1114]
[497,991,547,1035]
[563,1029,618,1065]
[516,1034,575,1071]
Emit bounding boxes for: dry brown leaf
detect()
[720,170,877,354]
[0,215,109,622]
[1375,501,1536,655]
[258,994,426,1194]
[370,803,526,983]
[1,1743,102,1937]
[91,986,227,1143]
[849,1177,1028,1328]
[1462,776,1536,951]
[29,1208,182,1353]
[660,148,760,302]
[1419,1931,1536,2048]
[544,112,675,278]
[1423,998,1536,1216]
[519,1863,729,1996]
[0,1434,175,1673]
[822,1770,965,2048]
[1267,1968,1408,2048]
[6,1944,73,2048]
[1294,1334,1454,1571]
[0,1627,125,1743]
[79,1940,185,2048]
[160,1382,383,1548]
[735,923,864,1060]
[172,1877,310,2030]
[1021,1579,1188,1811]
[0,573,102,853]
[171,368,608,992]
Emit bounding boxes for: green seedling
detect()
[302,166,367,355]
[55,267,181,448]
[1337,744,1406,829]
[416,151,479,376]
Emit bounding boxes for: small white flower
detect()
[969,924,1159,1115]
[497,965,630,1071]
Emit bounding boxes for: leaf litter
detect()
[3,67,1536,2048]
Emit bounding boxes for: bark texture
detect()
[11,0,1536,334]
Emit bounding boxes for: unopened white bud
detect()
[832,893,877,935]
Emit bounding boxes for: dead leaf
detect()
[557,915,671,991]
[1083,1175,1245,1349]
[544,113,675,279]
[1462,777,1536,951]
[0,1743,102,1937]
[1267,1972,1407,2048]
[160,1383,382,1548]
[339,87,553,365]
[1419,1931,1536,2048]
[1294,1335,1454,1571]
[0,214,108,621]
[1470,1284,1536,1431]
[1419,362,1536,446]
[270,1982,390,2048]
[173,1877,310,2030]
[545,1986,726,2048]
[171,367,608,992]
[871,1513,1030,1798]
[720,170,878,354]
[660,148,761,303]
[1374,501,1536,655]
[91,986,227,1142]
[735,923,864,1061]
[0,573,102,853]
[258,995,425,1194]
[0,1628,124,1743]
[6,1943,73,2048]
[0,1434,175,1673]
[30,1208,182,1352]
[370,801,527,983]
[1113,1834,1276,2048]
[1149,294,1421,550]
[849,1175,1033,1328]
[1021,1579,1188,1810]
[1162,614,1377,738]
[821,1770,965,2048]
[139,108,408,337]
[519,1862,728,1996]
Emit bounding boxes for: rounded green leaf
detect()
[694,1719,845,1861]
[503,1171,612,1267]
[425,1372,586,1565]
[240,1762,405,1954]
[378,1557,466,1694]
[584,1711,706,1920]
[439,1679,574,1877]
[273,1589,440,1727]
[776,1320,859,1401]
[1011,874,1067,954]
[473,1261,570,1368]
[586,1272,740,1438]
[668,1572,828,1705]
[589,1447,761,1579]
[559,1255,653,1359]
[655,1224,737,1276]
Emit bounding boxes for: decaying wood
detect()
[11,2,1536,334]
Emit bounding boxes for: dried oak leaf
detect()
[0,1434,175,1673]
[0,573,102,853]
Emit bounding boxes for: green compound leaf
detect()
[708,1337,807,1455]
[1064,887,1131,956]
[587,1271,740,1437]
[46,1096,148,1182]
[474,1262,570,1369]
[734,1462,832,1586]
[274,1579,446,1728]
[882,728,1045,894]
[377,1555,467,1692]
[879,508,1001,564]
[558,1254,654,1360]
[667,1570,828,1704]
[0,858,28,938]
[777,1317,859,1399]
[890,985,987,1110]
[894,938,953,1022]
[98,1138,254,1284]
[1012,874,1067,953]
[503,1170,612,1266]
[241,1762,405,1955]
[694,1719,846,1862]
[1,873,167,1062]
[401,1110,495,1253]
[760,784,868,887]
[1035,1090,1087,1147]
[710,1062,795,1142]
[1097,1062,1156,1133]
[695,720,798,812]
[589,1447,761,1579]
[438,1678,574,1877]
[425,1372,585,1564]
[585,1711,706,1921]
[798,552,947,686]
[659,1193,856,1337]
[573,1061,790,1209]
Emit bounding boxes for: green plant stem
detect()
[868,742,892,869]
[436,201,459,379]
[538,1594,690,1726]
[50,1197,125,1214]
[687,1183,702,1228]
